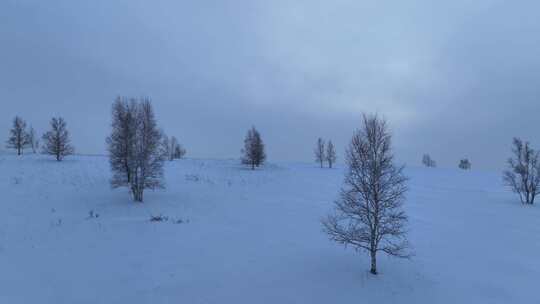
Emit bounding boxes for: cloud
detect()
[1,0,539,168]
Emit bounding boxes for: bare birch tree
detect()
[314,138,325,168]
[326,140,337,168]
[160,135,186,161]
[130,99,165,202]
[503,138,540,204]
[161,131,171,161]
[107,97,138,187]
[322,114,410,275]
[28,126,39,153]
[107,97,165,202]
[6,116,30,155]
[42,117,74,161]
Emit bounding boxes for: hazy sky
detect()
[2,0,540,169]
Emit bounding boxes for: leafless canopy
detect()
[161,132,171,161]
[503,138,540,205]
[422,154,436,168]
[107,96,165,202]
[6,116,30,155]
[322,114,410,275]
[241,126,265,170]
[326,140,337,168]
[131,99,165,201]
[163,135,186,161]
[314,137,325,168]
[41,117,74,161]
[107,97,137,187]
[172,138,186,160]
[28,126,39,153]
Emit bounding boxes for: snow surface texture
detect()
[0,154,538,303]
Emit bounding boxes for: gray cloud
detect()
[2,0,539,169]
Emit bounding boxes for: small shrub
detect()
[150,214,168,222]
[87,210,99,219]
[459,158,471,170]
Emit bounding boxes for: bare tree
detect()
[161,131,171,161]
[42,117,74,161]
[171,136,186,159]
[458,158,471,170]
[422,154,436,167]
[314,138,325,168]
[160,135,186,161]
[28,126,39,153]
[6,116,30,155]
[241,126,266,170]
[107,97,165,202]
[174,144,186,159]
[503,138,540,205]
[322,114,410,275]
[130,99,165,202]
[326,140,337,168]
[107,96,138,187]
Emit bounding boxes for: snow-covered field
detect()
[0,154,538,303]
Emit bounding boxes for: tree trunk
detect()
[370,250,377,275]
[132,187,143,202]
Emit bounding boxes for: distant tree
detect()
[422,154,436,168]
[161,131,171,161]
[171,136,186,159]
[458,158,471,170]
[107,97,165,202]
[314,138,325,168]
[174,144,186,159]
[326,140,337,168]
[241,126,266,170]
[503,138,540,205]
[6,116,30,155]
[42,117,74,161]
[322,114,410,275]
[27,126,39,153]
[159,135,186,161]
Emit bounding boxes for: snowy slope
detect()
[0,154,538,303]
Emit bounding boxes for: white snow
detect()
[0,154,538,303]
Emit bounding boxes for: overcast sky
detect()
[2,0,540,169]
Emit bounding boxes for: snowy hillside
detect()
[0,154,538,303]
